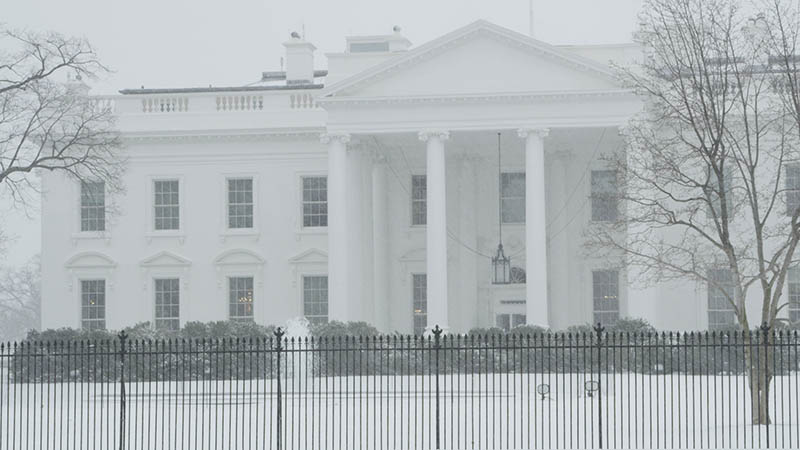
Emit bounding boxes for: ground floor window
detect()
[496,313,526,330]
[707,268,736,330]
[81,279,106,330]
[229,276,254,322]
[154,278,180,331]
[592,270,619,325]
[303,275,328,325]
[789,268,800,325]
[413,274,427,335]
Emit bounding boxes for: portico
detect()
[316,20,639,331]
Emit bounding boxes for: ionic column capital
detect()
[418,130,450,142]
[320,132,351,145]
[517,128,550,140]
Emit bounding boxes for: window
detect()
[227,178,254,229]
[302,177,327,227]
[509,266,526,284]
[708,166,734,220]
[413,274,427,335]
[501,173,526,224]
[154,180,180,230]
[789,268,800,325]
[708,268,736,330]
[592,270,619,325]
[80,280,106,330]
[80,181,105,232]
[228,276,254,322]
[591,170,618,222]
[154,278,180,331]
[303,276,328,325]
[787,164,800,216]
[411,175,426,225]
[496,313,526,331]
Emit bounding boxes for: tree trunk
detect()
[745,341,772,425]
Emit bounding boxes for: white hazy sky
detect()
[1,0,642,266]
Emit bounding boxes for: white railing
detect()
[141,97,189,113]
[289,92,317,109]
[216,95,264,111]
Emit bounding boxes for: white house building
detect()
[41,20,782,334]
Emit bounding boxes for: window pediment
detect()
[65,251,117,269]
[139,250,192,268]
[214,249,265,266]
[288,248,328,265]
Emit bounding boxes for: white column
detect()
[519,128,550,328]
[419,130,450,332]
[372,155,389,331]
[347,147,365,322]
[322,132,350,322]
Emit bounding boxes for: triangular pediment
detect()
[399,248,426,263]
[288,248,328,265]
[139,250,192,268]
[65,251,117,269]
[321,20,620,100]
[214,249,265,266]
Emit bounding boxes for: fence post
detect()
[594,322,605,450]
[117,331,128,450]
[274,327,285,450]
[761,322,770,448]
[433,325,443,450]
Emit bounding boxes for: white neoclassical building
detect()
[42,20,763,334]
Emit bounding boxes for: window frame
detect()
[153,277,181,331]
[786,163,800,216]
[592,269,620,325]
[146,175,185,237]
[500,172,526,225]
[412,273,427,335]
[225,176,256,230]
[302,274,329,325]
[410,174,427,227]
[707,268,737,330]
[80,279,107,331]
[788,267,800,326]
[299,175,328,230]
[80,180,106,232]
[590,170,619,222]
[228,275,255,322]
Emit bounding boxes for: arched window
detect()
[509,266,526,284]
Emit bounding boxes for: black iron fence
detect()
[1,324,799,449]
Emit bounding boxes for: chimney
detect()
[283,32,316,85]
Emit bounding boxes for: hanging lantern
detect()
[492,132,512,285]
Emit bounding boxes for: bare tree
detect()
[0,26,124,210]
[587,0,800,424]
[0,255,40,342]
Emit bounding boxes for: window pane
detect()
[411,175,427,225]
[154,180,180,230]
[81,279,106,330]
[707,268,736,330]
[302,177,328,228]
[413,274,427,335]
[303,276,329,325]
[500,173,525,224]
[229,276,255,321]
[154,278,180,331]
[80,181,106,232]
[592,270,619,325]
[591,171,618,222]
[787,164,800,216]
[228,178,254,229]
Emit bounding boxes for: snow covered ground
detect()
[1,371,798,449]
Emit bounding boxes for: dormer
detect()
[346,26,412,53]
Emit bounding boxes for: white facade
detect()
[41,20,770,333]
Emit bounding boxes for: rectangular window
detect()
[80,280,106,330]
[501,173,526,224]
[708,268,736,330]
[413,274,427,335]
[787,164,800,216]
[80,181,106,232]
[227,178,254,229]
[496,313,526,331]
[154,278,180,331]
[303,276,329,325]
[228,276,254,322]
[591,170,619,222]
[789,268,800,325]
[302,177,327,227]
[592,270,620,325]
[154,180,180,230]
[411,175,427,226]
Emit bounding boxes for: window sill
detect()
[295,227,328,240]
[219,229,260,243]
[71,232,111,246]
[145,231,186,244]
